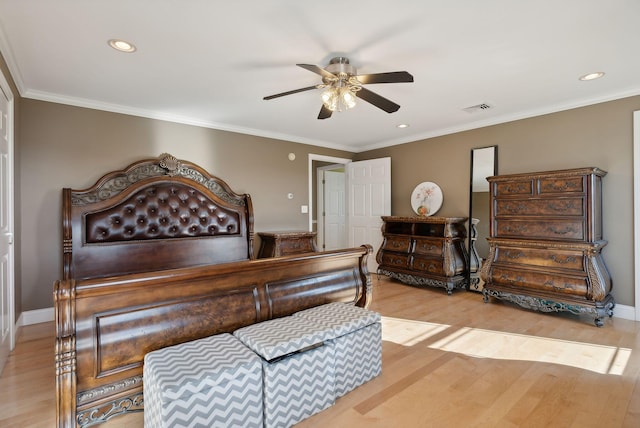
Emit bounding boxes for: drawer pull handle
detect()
[504,250,525,260]
[420,244,437,251]
[499,274,523,284]
[548,226,579,235]
[550,255,577,265]
[504,225,528,234]
[544,280,576,291]
[503,183,529,193]
[503,203,526,213]
[547,202,577,212]
[542,181,581,192]
[418,262,437,272]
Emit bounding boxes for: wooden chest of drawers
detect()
[480,167,614,326]
[376,216,469,294]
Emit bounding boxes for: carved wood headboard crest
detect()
[71,153,247,208]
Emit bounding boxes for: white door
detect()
[0,76,14,373]
[318,165,347,251]
[347,157,391,272]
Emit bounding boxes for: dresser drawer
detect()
[278,238,315,255]
[495,197,584,217]
[410,256,445,275]
[380,252,410,268]
[494,219,584,241]
[490,266,588,298]
[413,238,443,257]
[494,179,534,196]
[381,235,412,253]
[494,246,584,271]
[539,176,585,195]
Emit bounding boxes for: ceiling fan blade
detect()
[318,104,333,120]
[263,85,319,100]
[356,71,414,85]
[297,64,337,80]
[355,87,401,113]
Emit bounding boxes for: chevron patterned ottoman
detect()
[293,302,382,397]
[234,316,338,428]
[143,333,263,428]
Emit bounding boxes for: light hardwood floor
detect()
[1,277,639,427]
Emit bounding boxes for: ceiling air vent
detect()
[463,103,493,113]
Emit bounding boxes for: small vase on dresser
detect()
[480,167,614,327]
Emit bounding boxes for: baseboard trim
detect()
[15,303,637,328]
[19,307,54,326]
[613,303,635,321]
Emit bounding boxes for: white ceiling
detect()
[1,0,639,153]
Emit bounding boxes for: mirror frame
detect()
[468,145,498,291]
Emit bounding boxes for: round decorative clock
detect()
[411,182,443,216]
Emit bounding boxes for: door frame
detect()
[308,154,351,232]
[634,110,640,320]
[0,66,15,352]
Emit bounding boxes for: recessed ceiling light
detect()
[397,124,409,129]
[108,39,136,53]
[579,72,604,81]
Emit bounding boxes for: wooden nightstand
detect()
[257,231,318,258]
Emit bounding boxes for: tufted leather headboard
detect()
[62,154,254,280]
[84,183,242,243]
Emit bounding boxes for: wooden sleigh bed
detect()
[54,154,373,427]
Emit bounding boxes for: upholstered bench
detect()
[293,302,382,397]
[233,316,338,428]
[143,333,263,428]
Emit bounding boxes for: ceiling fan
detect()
[263,57,414,120]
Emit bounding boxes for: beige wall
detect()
[357,95,640,306]
[18,99,353,311]
[14,89,640,311]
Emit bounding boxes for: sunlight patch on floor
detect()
[381,317,450,346]
[381,317,631,375]
[429,327,631,375]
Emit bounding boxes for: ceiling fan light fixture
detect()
[322,86,357,112]
[263,56,413,119]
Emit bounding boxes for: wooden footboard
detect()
[54,245,373,428]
